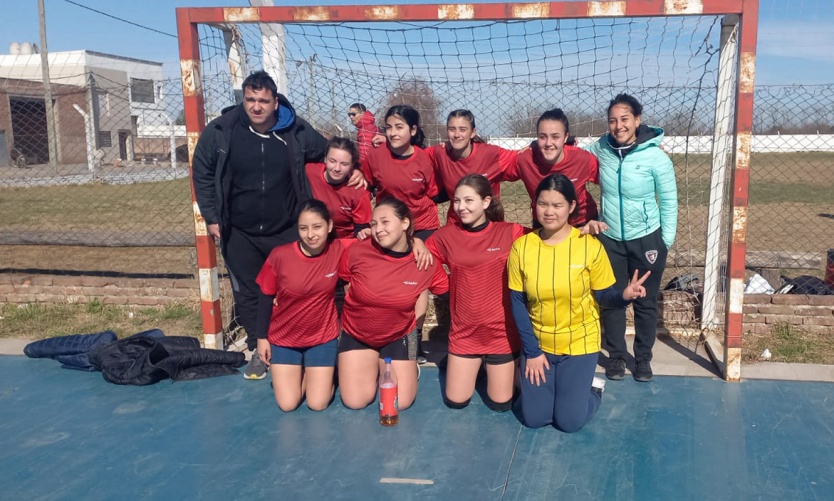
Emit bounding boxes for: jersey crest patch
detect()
[645,250,658,264]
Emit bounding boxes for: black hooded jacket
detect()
[191,94,328,240]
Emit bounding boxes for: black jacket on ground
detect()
[89,332,246,385]
[191,96,328,239]
[24,330,118,371]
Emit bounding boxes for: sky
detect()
[2,0,833,86]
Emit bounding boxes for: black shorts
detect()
[338,330,410,361]
[450,352,520,365]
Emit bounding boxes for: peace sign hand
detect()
[622,269,651,300]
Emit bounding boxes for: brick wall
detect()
[2,274,832,337]
[0,274,198,307]
[743,294,834,335]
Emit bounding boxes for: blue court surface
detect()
[2,355,832,500]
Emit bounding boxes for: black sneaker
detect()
[605,358,626,381]
[243,350,268,380]
[416,350,428,365]
[634,361,653,382]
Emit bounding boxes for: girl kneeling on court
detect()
[425,174,526,412]
[254,200,349,412]
[507,174,649,432]
[337,197,449,411]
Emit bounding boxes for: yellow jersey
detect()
[507,227,616,356]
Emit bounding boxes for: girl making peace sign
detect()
[507,174,649,432]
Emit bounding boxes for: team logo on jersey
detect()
[411,178,424,182]
[403,281,418,286]
[645,250,658,264]
[325,272,336,278]
[486,247,501,252]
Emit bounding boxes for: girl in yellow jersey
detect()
[507,174,649,432]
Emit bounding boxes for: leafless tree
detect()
[381,79,444,145]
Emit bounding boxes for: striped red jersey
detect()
[305,163,372,239]
[362,145,440,231]
[426,222,526,355]
[507,144,600,227]
[255,240,346,348]
[339,239,449,348]
[426,142,519,224]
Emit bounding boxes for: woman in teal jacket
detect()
[585,94,677,383]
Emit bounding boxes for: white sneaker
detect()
[592,376,606,397]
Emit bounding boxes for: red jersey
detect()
[305,163,372,239]
[354,110,381,163]
[506,144,600,227]
[255,240,345,348]
[426,222,525,355]
[426,142,519,224]
[362,145,440,231]
[339,239,449,348]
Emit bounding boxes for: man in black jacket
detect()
[191,70,335,380]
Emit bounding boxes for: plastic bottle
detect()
[379,357,398,426]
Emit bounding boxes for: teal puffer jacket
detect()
[585,125,678,249]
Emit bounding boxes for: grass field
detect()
[0,151,832,277]
[743,322,834,365]
[0,300,203,340]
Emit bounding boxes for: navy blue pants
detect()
[598,229,667,363]
[515,352,601,433]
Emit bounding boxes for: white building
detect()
[0,48,166,165]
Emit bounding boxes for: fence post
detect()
[72,104,96,173]
[168,117,176,170]
[250,0,289,95]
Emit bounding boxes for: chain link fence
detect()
[1,55,194,278]
[1,19,832,342]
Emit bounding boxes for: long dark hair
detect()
[455,174,505,222]
[374,197,414,244]
[385,105,426,148]
[535,174,577,216]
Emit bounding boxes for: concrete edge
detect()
[3,337,834,383]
